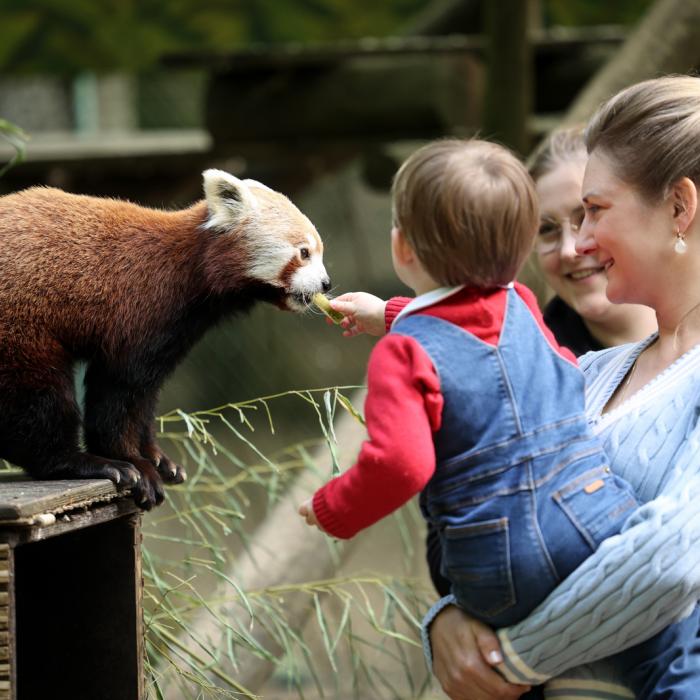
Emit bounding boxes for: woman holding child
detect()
[424,126,659,628]
[307,76,700,698]
[423,76,700,699]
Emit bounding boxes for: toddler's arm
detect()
[298,498,322,529]
[329,292,388,337]
[298,333,443,539]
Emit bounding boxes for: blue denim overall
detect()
[393,288,639,628]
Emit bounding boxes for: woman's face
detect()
[535,159,612,320]
[577,150,673,307]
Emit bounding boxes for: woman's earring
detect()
[675,229,688,254]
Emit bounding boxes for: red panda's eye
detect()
[300,247,310,260]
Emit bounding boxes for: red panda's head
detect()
[202,169,330,311]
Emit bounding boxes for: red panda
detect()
[0,169,330,509]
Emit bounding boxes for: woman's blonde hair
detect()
[529,126,587,182]
[585,74,700,200]
[391,139,539,287]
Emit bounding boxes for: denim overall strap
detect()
[392,288,588,464]
[392,289,597,517]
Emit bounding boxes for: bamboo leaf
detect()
[336,390,366,426]
[313,592,337,672]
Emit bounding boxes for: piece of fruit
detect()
[313,293,345,324]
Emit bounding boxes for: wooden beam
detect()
[562,0,700,127]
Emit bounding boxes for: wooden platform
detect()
[0,472,143,700]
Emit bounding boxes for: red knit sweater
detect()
[312,284,575,539]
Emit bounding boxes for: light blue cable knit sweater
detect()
[422,334,700,690]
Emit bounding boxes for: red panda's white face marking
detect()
[202,169,329,311]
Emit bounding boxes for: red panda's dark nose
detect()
[322,278,331,293]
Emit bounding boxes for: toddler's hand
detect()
[329,292,387,337]
[299,498,321,529]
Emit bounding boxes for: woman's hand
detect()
[328,292,387,337]
[431,606,531,700]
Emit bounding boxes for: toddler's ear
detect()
[391,226,415,264]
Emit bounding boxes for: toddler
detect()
[300,138,639,627]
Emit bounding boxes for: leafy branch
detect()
[143,386,431,699]
[0,118,28,177]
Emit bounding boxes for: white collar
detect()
[391,281,514,330]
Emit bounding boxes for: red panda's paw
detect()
[157,455,187,485]
[53,454,141,487]
[129,457,166,511]
[142,445,187,485]
[99,460,142,488]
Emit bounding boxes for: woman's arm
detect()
[496,462,700,684]
[425,474,700,695]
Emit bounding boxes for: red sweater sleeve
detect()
[384,296,413,333]
[312,334,443,539]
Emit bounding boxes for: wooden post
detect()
[0,544,11,699]
[483,0,534,155]
[0,476,143,700]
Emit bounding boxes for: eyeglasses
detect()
[534,207,585,255]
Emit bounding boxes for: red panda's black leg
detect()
[0,370,141,487]
[83,362,176,508]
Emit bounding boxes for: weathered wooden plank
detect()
[0,547,6,700]
[0,539,6,700]
[0,475,124,520]
[0,501,139,546]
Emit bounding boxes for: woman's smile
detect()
[565,265,606,282]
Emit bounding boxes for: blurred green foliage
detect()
[0,0,425,73]
[0,118,28,175]
[0,0,658,74]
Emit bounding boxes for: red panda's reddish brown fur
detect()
[0,171,330,508]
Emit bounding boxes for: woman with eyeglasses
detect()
[530,127,656,357]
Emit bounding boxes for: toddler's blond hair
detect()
[391,139,539,287]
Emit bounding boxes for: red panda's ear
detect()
[203,169,257,229]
